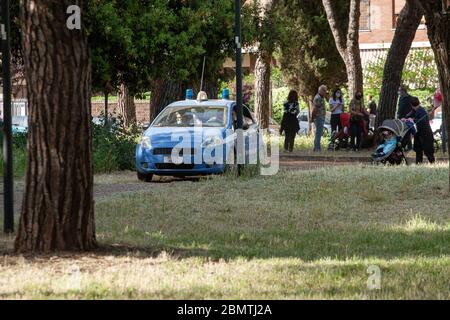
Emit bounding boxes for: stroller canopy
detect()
[377,119,407,137]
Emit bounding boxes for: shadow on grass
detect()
[144,176,216,184]
[145,228,450,262]
[1,227,450,263]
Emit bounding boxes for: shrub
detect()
[0,119,142,177]
[0,132,28,177]
[92,118,141,173]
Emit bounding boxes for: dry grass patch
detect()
[1,164,450,299]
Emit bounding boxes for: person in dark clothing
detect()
[368,95,377,115]
[367,95,377,130]
[397,85,413,150]
[280,90,300,152]
[410,97,435,164]
[397,85,412,119]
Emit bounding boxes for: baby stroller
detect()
[371,119,415,165]
[328,113,351,150]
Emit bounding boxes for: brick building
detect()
[358,0,435,67]
[359,0,430,46]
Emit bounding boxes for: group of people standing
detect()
[279,84,440,165]
[280,85,376,153]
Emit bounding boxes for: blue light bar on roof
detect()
[222,88,230,100]
[186,89,194,100]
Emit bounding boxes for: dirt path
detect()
[0,160,354,214]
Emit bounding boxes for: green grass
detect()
[1,164,450,299]
[0,147,27,178]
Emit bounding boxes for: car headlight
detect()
[202,136,223,148]
[140,136,152,149]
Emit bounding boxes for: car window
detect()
[153,106,228,127]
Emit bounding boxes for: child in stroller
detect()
[328,113,350,150]
[371,119,415,165]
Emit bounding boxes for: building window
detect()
[392,0,405,28]
[360,0,371,31]
[392,0,426,29]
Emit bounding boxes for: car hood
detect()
[144,127,227,145]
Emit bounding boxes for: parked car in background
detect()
[430,111,442,134]
[12,116,28,133]
[297,110,331,136]
[251,112,280,135]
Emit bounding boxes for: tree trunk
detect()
[254,50,272,129]
[15,0,96,252]
[254,0,274,129]
[150,79,184,122]
[118,83,136,127]
[376,0,423,127]
[419,1,450,187]
[322,0,363,98]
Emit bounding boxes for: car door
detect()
[298,111,310,135]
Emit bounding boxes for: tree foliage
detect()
[275,0,347,100]
[365,48,438,96]
[322,0,363,99]
[86,0,235,97]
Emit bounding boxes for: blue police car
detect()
[136,89,260,182]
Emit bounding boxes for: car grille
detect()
[155,163,195,170]
[153,147,196,156]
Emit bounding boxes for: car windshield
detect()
[152,106,228,128]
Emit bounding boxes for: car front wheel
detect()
[137,172,153,182]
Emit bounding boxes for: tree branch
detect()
[347,0,361,48]
[322,0,347,55]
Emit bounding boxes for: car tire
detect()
[137,172,153,182]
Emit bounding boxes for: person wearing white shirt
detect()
[329,88,345,146]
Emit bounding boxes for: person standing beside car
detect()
[311,85,327,152]
[280,90,300,152]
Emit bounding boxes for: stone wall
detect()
[91,101,150,124]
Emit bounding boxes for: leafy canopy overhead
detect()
[86,0,235,95]
[276,0,347,99]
